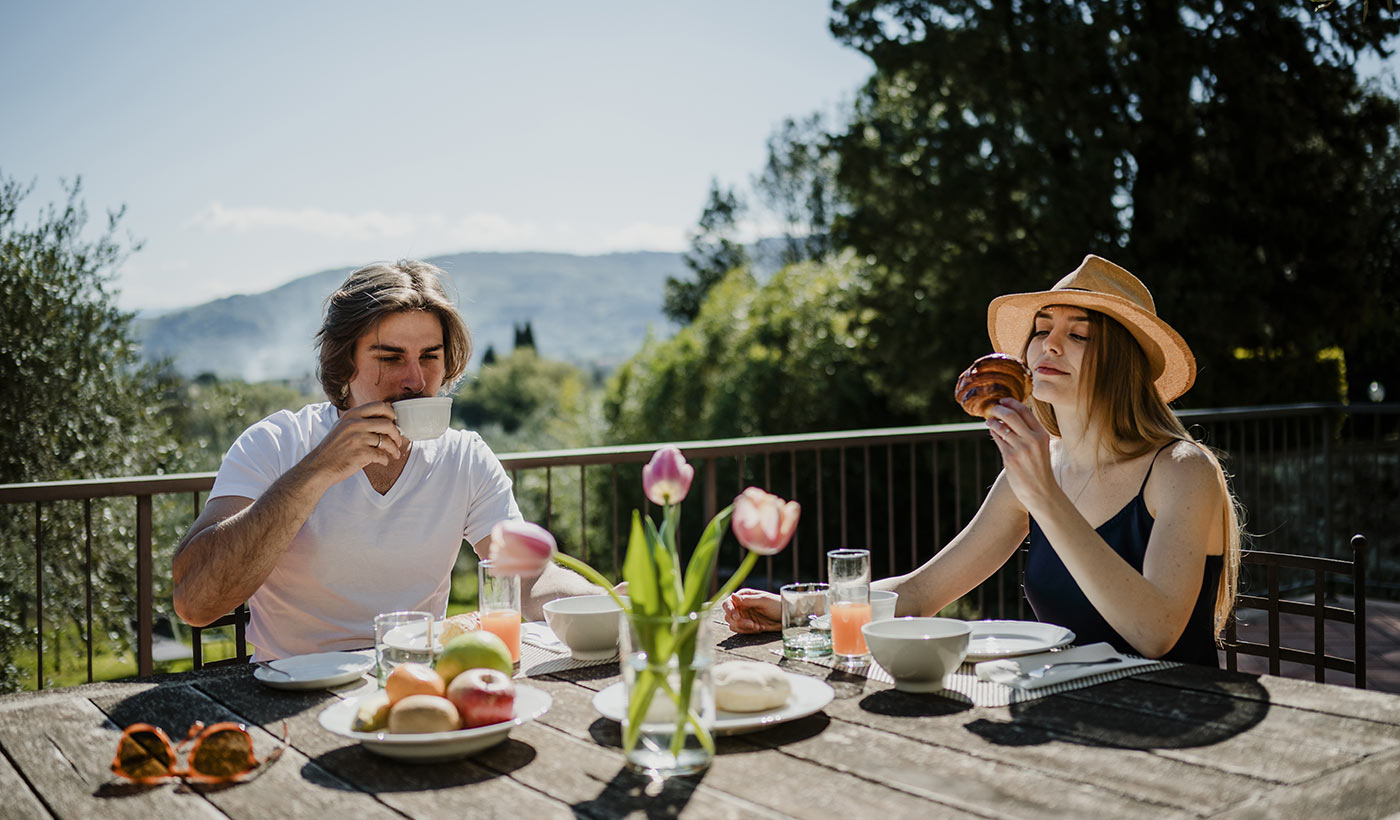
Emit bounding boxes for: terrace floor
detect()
[1221,596,1400,692]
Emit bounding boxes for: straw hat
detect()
[986,254,1196,402]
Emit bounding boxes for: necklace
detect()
[1056,461,1096,506]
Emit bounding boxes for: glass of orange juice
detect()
[478,559,522,664]
[828,549,871,664]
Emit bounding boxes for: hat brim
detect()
[986,289,1196,403]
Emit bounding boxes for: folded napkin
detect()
[520,622,566,651]
[974,642,1145,690]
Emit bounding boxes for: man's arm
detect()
[172,403,405,626]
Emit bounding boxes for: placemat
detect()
[777,649,1179,707]
[518,623,619,677]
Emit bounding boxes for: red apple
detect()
[445,667,516,728]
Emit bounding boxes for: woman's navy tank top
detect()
[1023,444,1223,667]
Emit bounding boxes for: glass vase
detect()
[618,610,716,777]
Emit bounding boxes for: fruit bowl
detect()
[318,685,551,762]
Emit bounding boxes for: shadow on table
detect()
[965,669,1272,750]
[572,766,704,820]
[304,738,535,791]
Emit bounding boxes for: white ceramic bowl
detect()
[862,617,971,693]
[542,594,628,660]
[391,397,453,441]
[870,590,898,622]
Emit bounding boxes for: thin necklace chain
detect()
[1056,460,1096,506]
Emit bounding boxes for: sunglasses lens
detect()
[190,729,254,778]
[116,731,172,780]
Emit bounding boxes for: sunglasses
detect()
[111,720,285,784]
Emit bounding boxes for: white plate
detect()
[964,620,1075,659]
[318,685,552,762]
[381,621,441,653]
[254,652,374,690]
[592,671,834,735]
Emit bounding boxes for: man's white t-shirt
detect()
[208,402,520,660]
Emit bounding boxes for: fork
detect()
[256,660,291,679]
[1023,656,1123,679]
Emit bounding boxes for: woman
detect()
[723,255,1242,665]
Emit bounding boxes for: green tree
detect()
[827,0,1400,413]
[171,374,321,471]
[663,179,749,324]
[753,113,842,267]
[0,173,187,691]
[608,253,890,444]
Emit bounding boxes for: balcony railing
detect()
[1,403,1395,690]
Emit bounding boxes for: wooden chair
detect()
[1224,533,1367,689]
[188,603,251,668]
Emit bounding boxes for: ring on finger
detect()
[374,433,382,449]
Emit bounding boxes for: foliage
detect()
[608,252,898,444]
[752,113,842,267]
[170,374,321,471]
[0,172,190,691]
[454,347,601,445]
[663,180,749,324]
[825,0,1400,413]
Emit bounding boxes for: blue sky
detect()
[1,2,871,312]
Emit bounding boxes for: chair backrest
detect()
[1224,533,1367,689]
[188,603,251,668]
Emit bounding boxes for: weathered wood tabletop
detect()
[3,622,1399,819]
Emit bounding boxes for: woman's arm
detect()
[876,470,1029,616]
[989,399,1222,657]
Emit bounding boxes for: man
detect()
[173,259,597,660]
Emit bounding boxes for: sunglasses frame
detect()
[111,720,261,784]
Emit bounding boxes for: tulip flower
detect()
[642,445,694,506]
[487,520,557,577]
[731,487,801,556]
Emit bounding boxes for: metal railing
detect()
[1,403,1395,690]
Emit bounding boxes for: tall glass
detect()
[374,610,434,687]
[478,560,522,664]
[828,549,871,663]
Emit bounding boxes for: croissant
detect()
[954,354,1033,418]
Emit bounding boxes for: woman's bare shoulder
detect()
[1149,440,1222,497]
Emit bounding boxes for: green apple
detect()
[434,630,513,684]
[351,690,392,732]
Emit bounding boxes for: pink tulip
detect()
[642,445,694,506]
[731,487,801,556]
[487,520,557,577]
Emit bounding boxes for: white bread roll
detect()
[714,661,791,712]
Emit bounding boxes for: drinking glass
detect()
[781,583,832,659]
[827,549,871,663]
[478,559,522,664]
[374,610,434,686]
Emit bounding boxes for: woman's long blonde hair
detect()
[1024,309,1243,638]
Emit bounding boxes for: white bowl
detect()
[870,590,898,622]
[542,594,627,660]
[862,617,971,693]
[392,397,453,441]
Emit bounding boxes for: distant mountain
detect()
[135,251,687,382]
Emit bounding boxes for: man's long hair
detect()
[316,260,471,409]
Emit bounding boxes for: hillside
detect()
[135,251,686,382]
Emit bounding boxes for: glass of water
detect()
[374,610,434,686]
[781,582,832,659]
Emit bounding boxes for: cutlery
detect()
[1023,656,1123,679]
[256,660,292,679]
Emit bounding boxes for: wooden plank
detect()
[0,743,57,820]
[1139,665,1400,727]
[1207,745,1400,819]
[522,676,973,819]
[0,694,223,820]
[88,678,404,820]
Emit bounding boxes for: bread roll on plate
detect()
[714,661,791,712]
[439,612,482,644]
[954,354,1032,418]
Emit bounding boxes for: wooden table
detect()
[4,623,1399,819]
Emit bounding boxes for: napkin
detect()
[520,622,566,651]
[974,642,1145,690]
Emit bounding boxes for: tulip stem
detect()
[551,552,628,611]
[706,549,760,611]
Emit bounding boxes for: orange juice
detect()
[482,609,522,663]
[830,601,871,656]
